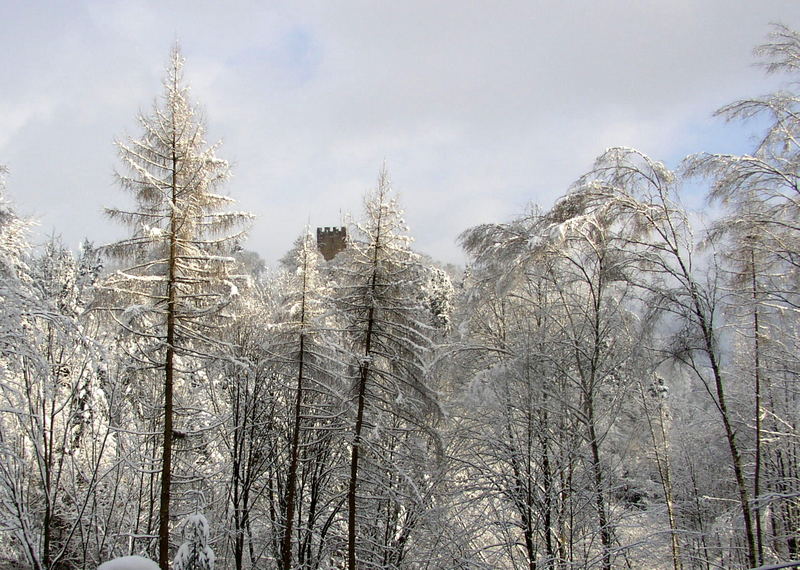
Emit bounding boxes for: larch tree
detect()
[275,230,342,570]
[333,168,440,570]
[102,46,251,569]
[224,230,344,569]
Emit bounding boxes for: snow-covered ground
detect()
[97,556,159,570]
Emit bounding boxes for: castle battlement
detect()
[316,226,347,260]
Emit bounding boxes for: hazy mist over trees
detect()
[2,24,800,570]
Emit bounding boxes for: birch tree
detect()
[460,199,648,569]
[570,147,757,567]
[0,175,117,569]
[683,24,800,563]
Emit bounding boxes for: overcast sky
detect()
[2,1,800,266]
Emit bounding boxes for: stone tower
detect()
[316,226,347,261]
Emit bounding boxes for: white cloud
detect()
[0,98,57,151]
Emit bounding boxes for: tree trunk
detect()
[281,255,309,569]
[640,381,682,570]
[348,195,384,570]
[751,250,764,565]
[158,152,179,570]
[587,266,612,570]
[586,397,611,570]
[678,251,757,568]
[348,346,370,570]
[701,321,757,567]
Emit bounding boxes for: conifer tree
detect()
[102,46,251,569]
[278,230,338,569]
[333,168,439,569]
[173,513,215,570]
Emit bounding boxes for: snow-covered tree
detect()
[332,168,440,570]
[683,24,800,565]
[102,46,251,568]
[0,175,117,569]
[213,231,347,569]
[275,230,343,570]
[569,146,758,567]
[173,513,215,570]
[206,285,276,569]
[422,263,455,334]
[460,195,651,569]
